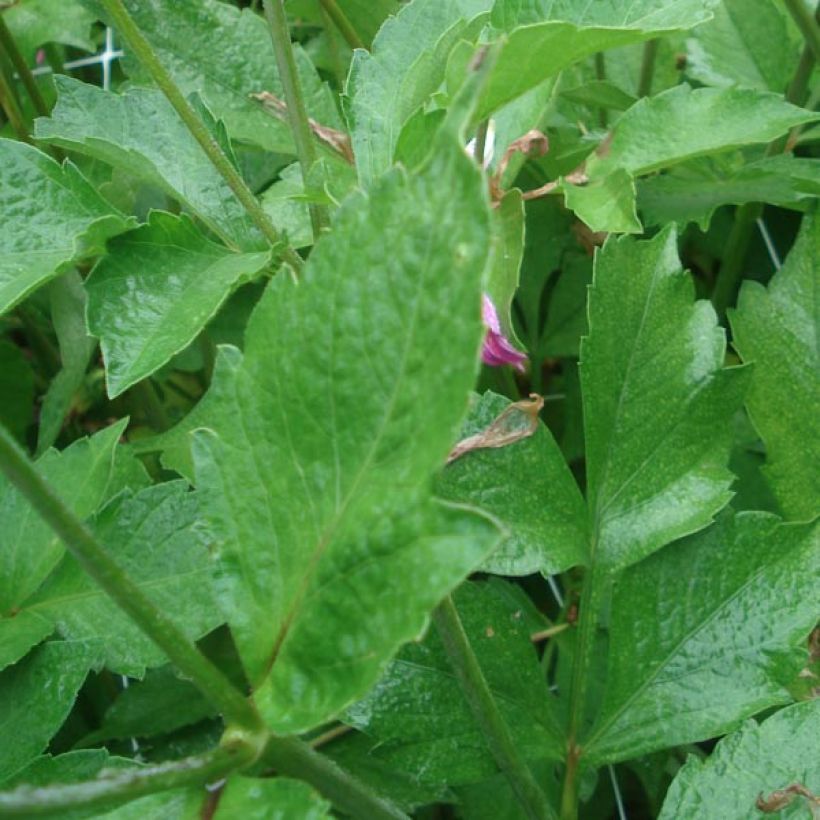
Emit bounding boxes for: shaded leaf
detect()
[436,391,587,575]
[730,212,819,521]
[0,611,52,673]
[659,700,820,820]
[0,340,34,441]
[214,776,331,820]
[191,141,499,733]
[3,0,97,61]
[86,212,270,398]
[346,579,563,784]
[0,420,127,613]
[0,642,91,784]
[541,253,592,358]
[581,228,749,570]
[585,512,820,764]
[36,77,263,252]
[0,139,133,315]
[25,482,222,677]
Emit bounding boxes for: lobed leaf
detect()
[86,212,270,398]
[584,511,820,764]
[581,227,749,571]
[0,139,133,316]
[730,212,820,521]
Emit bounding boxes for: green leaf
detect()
[0,420,127,613]
[686,0,801,92]
[25,482,222,677]
[3,0,97,61]
[37,273,97,455]
[638,155,820,230]
[0,340,34,441]
[581,228,749,571]
[86,212,270,398]
[561,80,638,113]
[658,700,820,820]
[435,392,587,575]
[0,611,53,673]
[584,511,820,764]
[0,641,91,784]
[347,0,492,185]
[477,1,717,118]
[562,169,640,234]
[0,139,133,316]
[81,666,214,745]
[119,0,341,154]
[6,749,133,790]
[214,777,331,820]
[91,788,203,820]
[730,212,819,521]
[346,579,564,784]
[486,190,526,348]
[541,253,592,358]
[35,77,263,252]
[567,85,820,232]
[191,141,499,733]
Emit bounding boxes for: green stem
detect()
[433,597,556,820]
[636,38,659,97]
[263,735,407,820]
[262,0,328,240]
[0,14,48,117]
[593,52,607,128]
[0,423,263,735]
[783,0,820,63]
[0,744,254,817]
[316,1,346,89]
[711,201,761,317]
[99,0,303,272]
[473,119,489,165]
[317,0,365,50]
[559,564,605,820]
[42,43,65,75]
[0,57,29,141]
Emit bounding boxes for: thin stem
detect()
[473,119,489,165]
[99,0,303,272]
[317,0,365,50]
[783,0,820,63]
[560,564,605,820]
[263,735,407,820]
[0,744,254,817]
[0,423,263,734]
[711,201,760,317]
[0,14,48,117]
[263,0,328,239]
[42,43,65,75]
[0,58,29,141]
[594,52,607,128]
[316,1,346,89]
[433,596,556,820]
[636,39,659,97]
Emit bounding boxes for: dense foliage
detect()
[0,0,817,818]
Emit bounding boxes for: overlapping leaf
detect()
[3,0,97,60]
[85,212,270,398]
[581,228,749,571]
[190,140,498,734]
[347,0,492,185]
[119,0,341,153]
[730,212,819,520]
[35,77,263,252]
[436,392,587,575]
[0,139,133,315]
[658,700,820,819]
[584,512,819,764]
[346,580,564,784]
[25,482,222,677]
[565,85,820,232]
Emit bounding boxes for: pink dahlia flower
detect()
[481,295,527,371]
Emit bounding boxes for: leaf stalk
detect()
[98,0,304,272]
[0,14,48,118]
[317,0,365,50]
[433,596,556,820]
[783,0,820,63]
[636,38,659,98]
[262,0,328,239]
[0,422,263,734]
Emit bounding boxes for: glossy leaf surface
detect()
[730,212,819,521]
[86,212,269,398]
[585,512,819,764]
[214,777,330,820]
[0,139,132,315]
[581,228,749,570]
[192,141,498,733]
[659,700,820,819]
